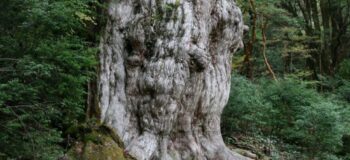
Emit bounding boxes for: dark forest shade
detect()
[0,0,98,159]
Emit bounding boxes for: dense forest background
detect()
[222,0,350,159]
[0,0,349,160]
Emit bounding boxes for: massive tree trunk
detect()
[98,0,246,159]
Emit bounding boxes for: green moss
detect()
[67,125,135,160]
[83,131,103,144]
[82,137,129,160]
[98,125,124,148]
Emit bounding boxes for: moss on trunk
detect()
[67,126,135,160]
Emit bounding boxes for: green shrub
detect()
[337,81,350,103]
[339,59,350,80]
[262,78,347,157]
[261,79,320,135]
[222,75,270,134]
[223,75,349,159]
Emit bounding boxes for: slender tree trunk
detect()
[98,0,247,160]
[261,18,277,81]
[241,0,257,80]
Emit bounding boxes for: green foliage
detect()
[229,1,350,158]
[223,75,350,159]
[293,102,344,154]
[339,60,350,80]
[0,0,100,159]
[222,76,270,134]
[337,82,350,103]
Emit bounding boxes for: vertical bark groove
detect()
[98,0,247,159]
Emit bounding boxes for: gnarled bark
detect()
[98,0,246,159]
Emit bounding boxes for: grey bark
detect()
[98,0,246,159]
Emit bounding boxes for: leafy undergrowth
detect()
[222,75,350,160]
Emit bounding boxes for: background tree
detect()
[222,0,350,159]
[0,0,99,159]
